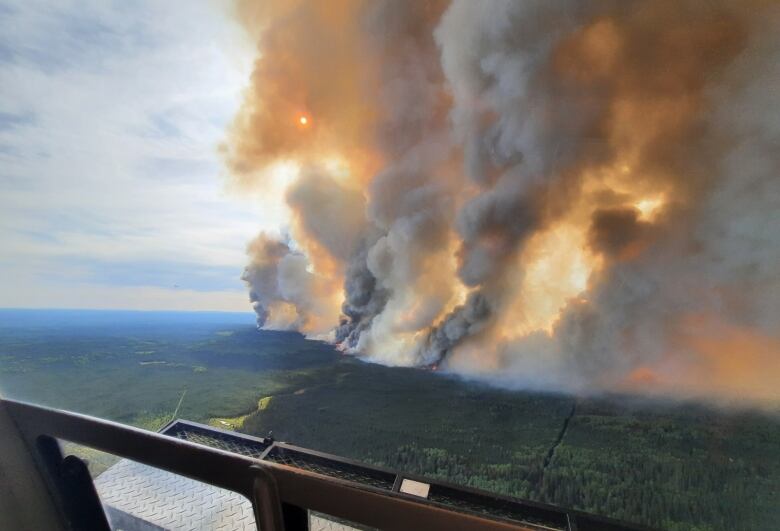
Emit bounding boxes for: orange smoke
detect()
[226,0,381,181]
[620,316,780,404]
[679,316,780,404]
[226,0,780,408]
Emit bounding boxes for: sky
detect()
[0,0,271,312]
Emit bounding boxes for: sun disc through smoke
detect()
[298,115,309,126]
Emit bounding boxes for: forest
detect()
[1,309,777,531]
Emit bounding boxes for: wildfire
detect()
[227,0,780,407]
[634,196,665,221]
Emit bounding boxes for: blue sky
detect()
[0,1,279,311]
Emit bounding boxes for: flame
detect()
[634,196,665,221]
[499,221,601,340]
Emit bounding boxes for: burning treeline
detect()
[224,0,780,406]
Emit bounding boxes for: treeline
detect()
[367,444,545,501]
[539,445,776,530]
[359,438,777,531]
[239,359,780,531]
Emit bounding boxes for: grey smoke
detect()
[234,0,780,404]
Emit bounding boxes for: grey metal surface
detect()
[95,459,256,531]
[309,515,363,531]
[95,459,361,531]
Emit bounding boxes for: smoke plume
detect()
[225,0,780,406]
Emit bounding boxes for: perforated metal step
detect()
[164,421,270,459]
